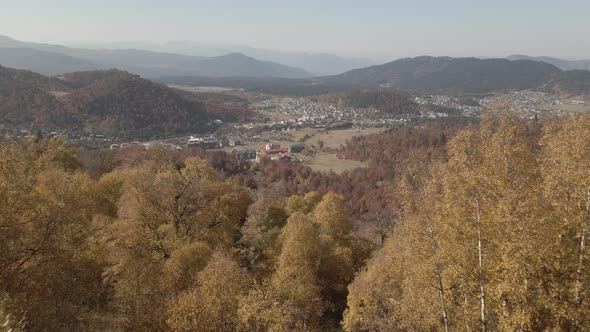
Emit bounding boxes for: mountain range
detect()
[322,56,562,94]
[0,35,311,78]
[159,56,571,96]
[507,54,590,71]
[69,40,376,76]
[2,52,589,138]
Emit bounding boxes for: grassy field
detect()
[168,85,235,93]
[306,128,383,148]
[544,103,590,113]
[304,152,366,174]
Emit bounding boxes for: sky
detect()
[1,0,589,60]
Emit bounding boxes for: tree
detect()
[286,191,322,215]
[239,212,323,331]
[343,236,404,332]
[0,140,108,331]
[314,193,354,245]
[167,252,253,331]
[539,114,590,330]
[104,156,251,329]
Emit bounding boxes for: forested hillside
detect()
[311,90,421,115]
[0,66,252,138]
[344,112,590,331]
[325,56,561,94]
[540,70,590,96]
[1,112,589,331]
[158,56,570,97]
[0,65,67,124]
[62,70,211,137]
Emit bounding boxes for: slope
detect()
[0,66,213,138]
[508,54,590,71]
[324,56,561,94]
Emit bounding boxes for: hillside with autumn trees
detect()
[310,90,421,116]
[1,111,590,331]
[0,66,253,139]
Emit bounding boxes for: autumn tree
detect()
[167,252,253,331]
[539,114,590,330]
[104,156,251,329]
[0,139,108,331]
[239,212,323,331]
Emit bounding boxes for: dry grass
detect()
[544,103,590,113]
[168,85,235,93]
[48,90,70,99]
[310,128,384,149]
[305,152,366,174]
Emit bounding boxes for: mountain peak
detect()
[0,35,16,42]
[218,52,255,60]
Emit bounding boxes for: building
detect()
[232,149,257,160]
[229,138,242,147]
[186,136,223,149]
[288,144,305,153]
[265,142,281,150]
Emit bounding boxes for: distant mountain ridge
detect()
[539,70,590,96]
[158,56,575,96]
[508,54,590,71]
[0,35,312,78]
[0,47,99,75]
[322,56,562,95]
[70,39,376,76]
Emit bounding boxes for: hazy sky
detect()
[1,0,589,59]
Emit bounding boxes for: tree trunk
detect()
[463,291,470,332]
[574,187,590,306]
[476,198,487,332]
[426,217,449,332]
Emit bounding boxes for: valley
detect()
[2,28,590,331]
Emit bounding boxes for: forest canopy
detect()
[1,111,589,331]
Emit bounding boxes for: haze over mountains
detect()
[507,54,590,71]
[0,35,312,78]
[71,40,377,76]
[1,54,588,139]
[159,56,583,96]
[2,34,590,139]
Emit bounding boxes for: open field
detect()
[303,152,366,174]
[226,127,384,174]
[225,127,384,152]
[168,85,237,93]
[543,103,590,113]
[49,90,71,99]
[308,128,384,148]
